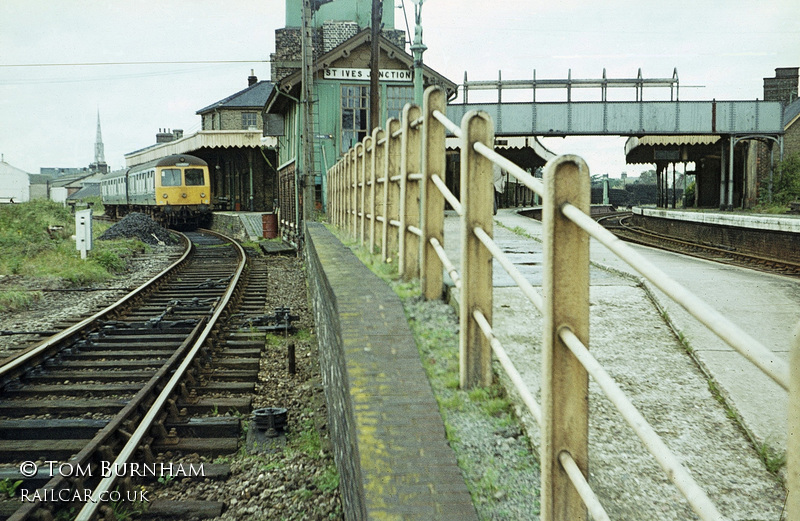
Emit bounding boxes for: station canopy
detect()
[625,135,721,165]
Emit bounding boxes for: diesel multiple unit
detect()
[101,154,212,226]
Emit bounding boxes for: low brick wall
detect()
[303,222,477,521]
[631,212,800,264]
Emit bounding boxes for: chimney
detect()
[156,128,175,143]
[248,69,258,87]
[173,129,184,140]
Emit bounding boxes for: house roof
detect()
[784,97,800,129]
[266,29,458,114]
[0,160,31,178]
[197,81,274,115]
[67,181,101,200]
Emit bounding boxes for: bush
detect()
[759,153,800,208]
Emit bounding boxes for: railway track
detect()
[0,229,284,521]
[597,212,800,277]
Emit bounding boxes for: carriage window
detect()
[161,169,181,186]
[185,168,205,186]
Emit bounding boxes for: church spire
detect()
[90,109,109,174]
[95,110,105,164]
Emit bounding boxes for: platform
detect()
[441,209,792,519]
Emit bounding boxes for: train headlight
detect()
[162,193,168,199]
[181,193,187,198]
[200,192,206,198]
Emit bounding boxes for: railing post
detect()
[541,155,590,521]
[384,118,401,263]
[349,147,357,239]
[360,138,371,246]
[459,111,494,389]
[354,142,364,245]
[369,127,383,253]
[789,321,800,519]
[400,103,422,279]
[420,86,446,300]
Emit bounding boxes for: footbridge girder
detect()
[446,100,784,137]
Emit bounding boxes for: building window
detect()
[242,112,258,129]
[387,86,414,121]
[341,85,370,150]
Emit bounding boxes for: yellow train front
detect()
[102,154,212,227]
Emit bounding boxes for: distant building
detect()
[0,158,33,203]
[89,111,109,175]
[756,67,799,201]
[0,158,52,203]
[123,72,279,213]
[264,0,456,228]
[197,72,274,131]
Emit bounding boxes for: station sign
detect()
[323,68,412,82]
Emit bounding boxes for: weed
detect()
[0,478,23,497]
[757,442,786,474]
[314,463,340,493]
[54,507,77,521]
[288,415,322,459]
[210,404,219,416]
[0,290,41,313]
[157,474,174,486]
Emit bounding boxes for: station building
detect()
[124,73,279,214]
[263,0,456,234]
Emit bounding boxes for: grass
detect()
[0,290,41,313]
[287,413,323,460]
[0,200,153,310]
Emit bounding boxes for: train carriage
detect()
[101,154,212,227]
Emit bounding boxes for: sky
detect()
[1,0,798,177]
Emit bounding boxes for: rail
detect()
[326,85,797,521]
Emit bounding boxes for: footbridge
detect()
[446,69,786,209]
[447,69,785,137]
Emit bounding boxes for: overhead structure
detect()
[448,69,784,138]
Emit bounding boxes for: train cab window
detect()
[161,169,181,186]
[185,168,205,186]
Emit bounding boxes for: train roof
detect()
[127,154,209,172]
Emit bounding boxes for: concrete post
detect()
[541,155,590,521]
[384,118,401,262]
[360,140,369,246]
[370,128,383,253]
[399,104,422,279]
[420,86,446,300]
[350,148,358,239]
[459,111,494,389]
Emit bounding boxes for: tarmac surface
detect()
[442,208,798,519]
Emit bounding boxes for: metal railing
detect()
[326,85,796,521]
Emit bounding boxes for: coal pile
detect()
[98,212,179,245]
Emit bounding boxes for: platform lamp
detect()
[410,0,427,106]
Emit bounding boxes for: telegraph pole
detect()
[369,0,382,131]
[301,0,316,221]
[411,0,427,105]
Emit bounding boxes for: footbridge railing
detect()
[326,85,796,521]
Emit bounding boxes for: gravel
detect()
[0,246,341,520]
[0,244,183,357]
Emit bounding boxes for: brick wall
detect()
[756,67,799,191]
[631,213,800,264]
[323,20,359,52]
[303,224,368,521]
[272,24,407,82]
